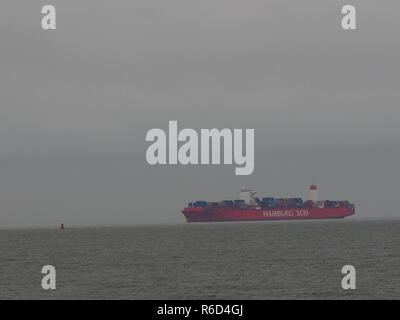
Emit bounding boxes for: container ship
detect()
[182,185,355,222]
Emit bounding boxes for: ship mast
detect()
[309,185,318,203]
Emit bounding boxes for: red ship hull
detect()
[182,207,355,223]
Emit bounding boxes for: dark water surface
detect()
[0,219,399,299]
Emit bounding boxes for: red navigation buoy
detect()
[60,223,64,230]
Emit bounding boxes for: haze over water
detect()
[1,219,399,299]
[1,1,400,228]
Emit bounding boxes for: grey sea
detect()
[0,219,399,300]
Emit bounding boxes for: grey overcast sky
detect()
[0,1,399,228]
